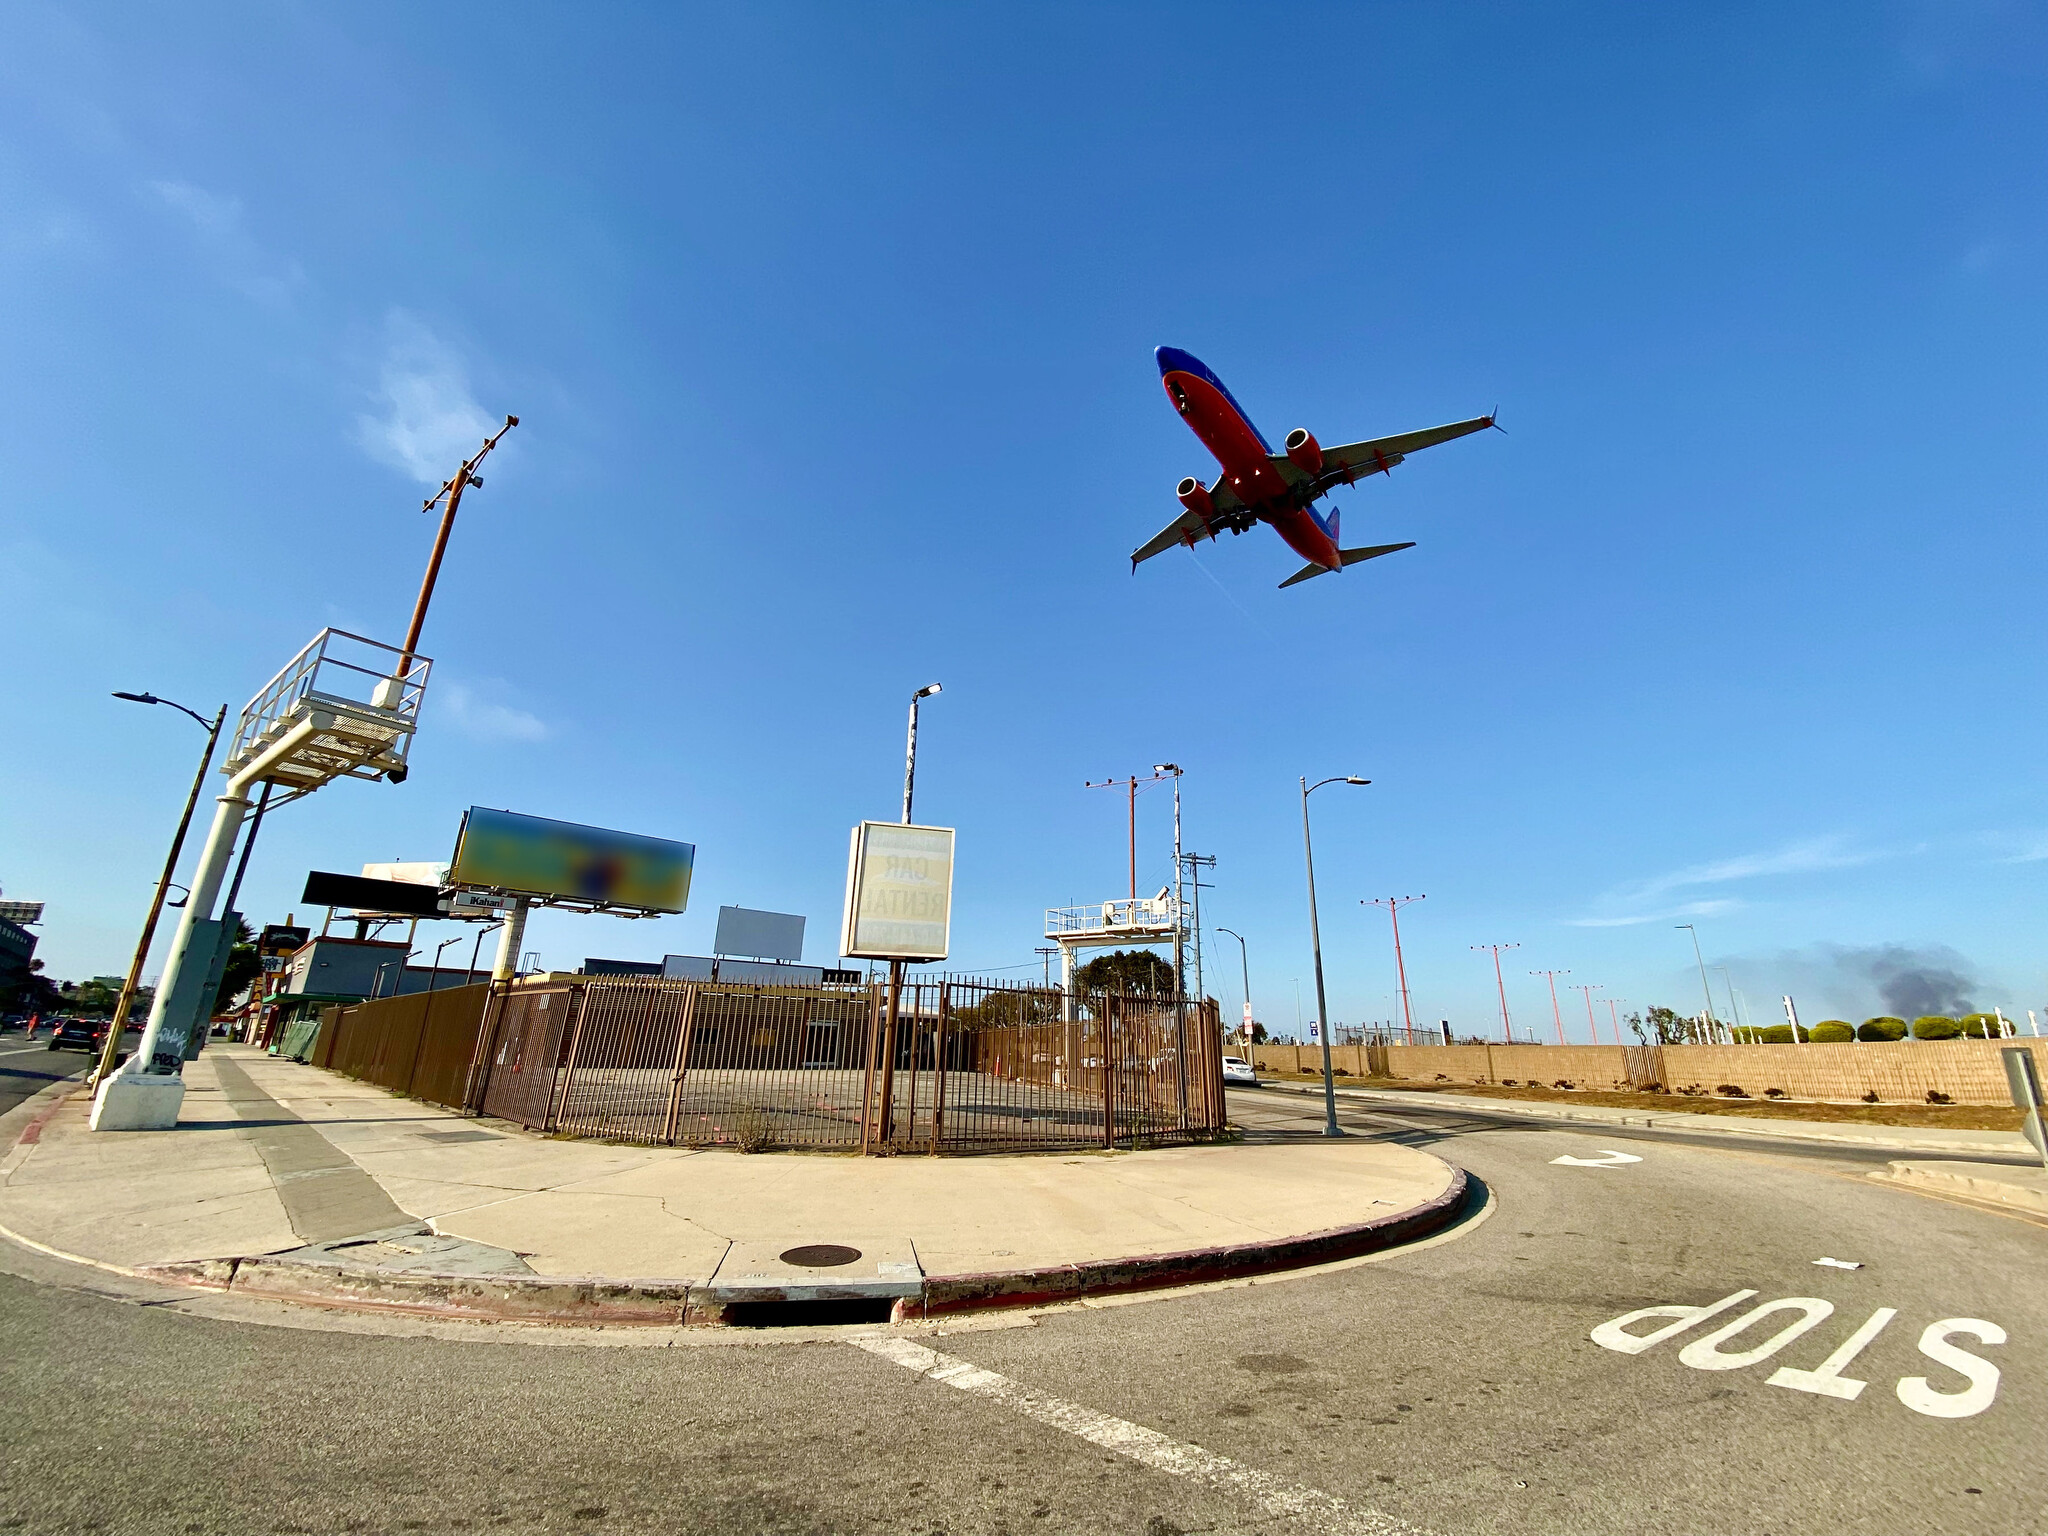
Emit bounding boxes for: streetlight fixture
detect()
[1301,774,1369,1137]
[1676,924,1720,1043]
[1218,926,1252,1061]
[903,683,941,822]
[92,693,227,1087]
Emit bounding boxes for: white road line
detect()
[852,1335,1430,1536]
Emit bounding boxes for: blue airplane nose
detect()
[1156,345,1205,378]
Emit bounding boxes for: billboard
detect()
[840,822,954,961]
[301,871,446,919]
[448,807,694,914]
[713,905,805,962]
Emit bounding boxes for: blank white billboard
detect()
[713,905,806,962]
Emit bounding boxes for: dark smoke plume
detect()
[1704,942,1979,1022]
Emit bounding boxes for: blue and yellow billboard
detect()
[448,807,694,913]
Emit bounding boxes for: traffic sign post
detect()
[2001,1047,2047,1172]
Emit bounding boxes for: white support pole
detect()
[492,898,530,981]
[93,713,329,1130]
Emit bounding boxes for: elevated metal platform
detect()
[224,629,429,800]
[1044,895,1180,947]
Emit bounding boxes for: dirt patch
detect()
[1254,1073,2026,1131]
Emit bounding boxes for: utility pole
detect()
[1364,896,1424,1044]
[1531,969,1570,1045]
[1472,943,1520,1042]
[1180,852,1215,1001]
[1086,770,1171,902]
[1034,947,1058,989]
[1154,764,1183,992]
[397,416,518,683]
[94,695,226,1087]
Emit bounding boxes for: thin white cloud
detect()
[1566,899,1742,929]
[1567,837,1885,928]
[438,680,548,743]
[147,178,303,305]
[354,312,497,484]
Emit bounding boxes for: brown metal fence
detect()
[315,982,492,1110]
[461,975,1228,1154]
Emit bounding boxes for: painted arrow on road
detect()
[1550,1149,1644,1167]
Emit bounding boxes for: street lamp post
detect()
[92,694,226,1087]
[877,683,941,1145]
[1301,774,1369,1138]
[1676,924,1719,1043]
[1218,926,1251,1061]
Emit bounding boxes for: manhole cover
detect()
[779,1243,862,1268]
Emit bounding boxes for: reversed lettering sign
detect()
[840,822,954,961]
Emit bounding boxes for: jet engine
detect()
[1285,428,1324,476]
[1176,477,1215,518]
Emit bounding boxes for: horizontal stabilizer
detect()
[1276,542,1417,590]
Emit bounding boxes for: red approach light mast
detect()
[1531,969,1571,1046]
[1365,896,1425,1045]
[1472,943,1519,1042]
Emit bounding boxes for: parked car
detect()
[48,1018,104,1053]
[1221,1055,1259,1087]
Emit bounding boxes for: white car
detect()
[1221,1056,1258,1087]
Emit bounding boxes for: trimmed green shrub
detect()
[1959,1013,2001,1039]
[1809,1021,1855,1043]
[1858,1017,1907,1042]
[1759,1024,1797,1044]
[1912,1015,1961,1040]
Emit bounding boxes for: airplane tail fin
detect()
[1277,541,1418,590]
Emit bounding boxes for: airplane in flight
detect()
[1134,346,1496,588]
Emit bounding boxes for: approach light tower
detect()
[91,418,517,1132]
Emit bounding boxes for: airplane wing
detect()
[1130,479,1254,567]
[1268,415,1495,496]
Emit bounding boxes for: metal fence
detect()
[314,982,491,1109]
[465,975,1228,1154]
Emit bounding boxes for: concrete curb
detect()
[1259,1080,2033,1155]
[1868,1160,2048,1215]
[904,1165,1474,1320]
[12,1165,1479,1329]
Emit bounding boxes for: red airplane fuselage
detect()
[1158,350,1340,571]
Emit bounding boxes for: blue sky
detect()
[3,3,2044,1039]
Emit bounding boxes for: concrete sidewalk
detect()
[1870,1159,2048,1214]
[1262,1080,2036,1156]
[0,1046,1469,1324]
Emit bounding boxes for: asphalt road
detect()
[0,1084,2041,1535]
[0,1034,98,1117]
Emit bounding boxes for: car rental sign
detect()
[840,822,954,961]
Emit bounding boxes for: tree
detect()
[1911,1015,1960,1040]
[1073,949,1176,996]
[1809,1021,1855,1043]
[1859,1016,1907,1042]
[1643,1006,1694,1045]
[212,917,259,1015]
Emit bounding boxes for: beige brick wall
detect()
[1252,1037,2048,1106]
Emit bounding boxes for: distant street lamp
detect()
[1676,924,1720,1043]
[1218,926,1252,1059]
[92,693,226,1087]
[1301,774,1369,1137]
